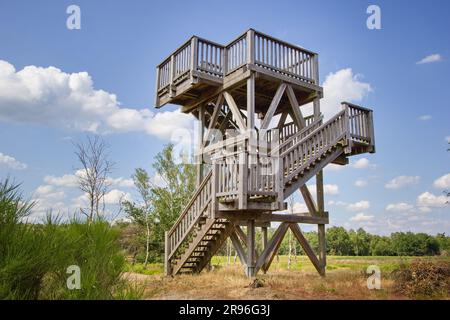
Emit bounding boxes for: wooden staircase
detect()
[165,102,375,276]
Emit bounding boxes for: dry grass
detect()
[125,256,450,300]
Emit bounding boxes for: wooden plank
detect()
[261,83,286,130]
[290,223,322,274]
[286,85,306,129]
[203,94,224,147]
[318,224,326,276]
[247,73,255,130]
[230,231,247,266]
[259,222,289,272]
[223,91,247,131]
[299,185,318,215]
[246,220,256,277]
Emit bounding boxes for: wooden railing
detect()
[166,171,213,260]
[214,150,278,204]
[197,38,224,77]
[343,102,375,147]
[225,33,247,74]
[156,29,319,92]
[254,31,318,84]
[281,103,374,184]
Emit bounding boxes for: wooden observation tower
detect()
[155,29,375,277]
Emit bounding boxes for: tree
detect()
[349,228,371,256]
[74,135,114,222]
[150,144,196,248]
[123,144,196,263]
[326,227,353,255]
[122,168,153,265]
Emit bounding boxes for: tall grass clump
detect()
[0,179,142,300]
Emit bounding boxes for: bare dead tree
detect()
[74,135,114,222]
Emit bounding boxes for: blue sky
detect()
[0,0,449,234]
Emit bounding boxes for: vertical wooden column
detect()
[246,220,256,277]
[164,231,171,276]
[196,105,205,187]
[261,226,268,274]
[314,96,326,276]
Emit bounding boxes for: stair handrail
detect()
[166,170,213,258]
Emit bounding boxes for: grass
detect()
[125,255,450,300]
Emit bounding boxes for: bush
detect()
[392,259,450,298]
[0,179,142,300]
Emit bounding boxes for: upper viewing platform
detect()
[155,29,323,112]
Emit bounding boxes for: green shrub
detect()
[0,179,142,300]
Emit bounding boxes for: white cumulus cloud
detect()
[0,60,194,140]
[417,192,447,207]
[433,173,450,189]
[354,179,368,187]
[347,200,371,211]
[385,202,414,212]
[385,175,420,189]
[320,68,372,119]
[350,213,374,222]
[0,152,27,170]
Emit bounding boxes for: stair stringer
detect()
[283,145,345,199]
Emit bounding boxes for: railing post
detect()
[169,54,175,98]
[342,103,352,154]
[190,36,198,76]
[246,29,255,65]
[368,110,376,153]
[238,151,248,210]
[313,53,319,85]
[164,231,171,276]
[211,162,219,219]
[222,43,228,75]
[155,66,161,107]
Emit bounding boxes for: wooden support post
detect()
[197,104,205,186]
[247,73,255,131]
[164,231,171,276]
[318,224,326,276]
[261,227,268,274]
[238,151,248,210]
[246,220,256,277]
[230,231,247,266]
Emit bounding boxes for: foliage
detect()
[0,179,141,300]
[121,144,196,264]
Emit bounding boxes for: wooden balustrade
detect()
[167,171,213,259]
[156,29,320,92]
[225,33,247,74]
[253,31,318,84]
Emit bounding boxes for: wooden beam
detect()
[318,224,326,276]
[196,104,205,186]
[246,73,255,130]
[299,185,318,215]
[277,111,288,129]
[217,212,329,224]
[316,170,324,213]
[290,223,322,275]
[286,85,306,129]
[260,83,286,130]
[255,222,289,273]
[203,94,224,147]
[230,231,247,266]
[234,225,247,244]
[223,91,247,131]
[246,220,256,277]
